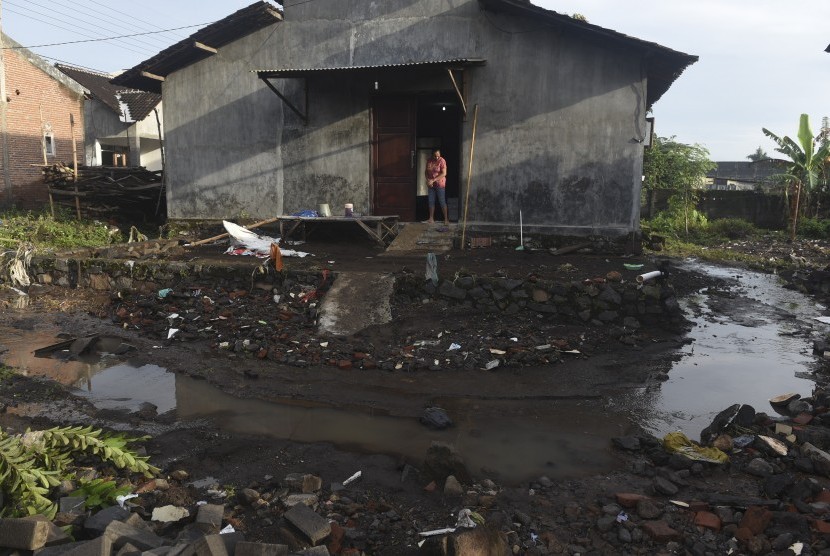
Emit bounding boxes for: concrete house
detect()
[0,34,86,207]
[55,64,163,170]
[114,0,696,239]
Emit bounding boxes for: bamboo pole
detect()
[187,217,282,247]
[70,113,81,220]
[460,104,479,250]
[39,104,54,217]
[153,107,166,216]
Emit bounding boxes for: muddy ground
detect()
[3,229,830,554]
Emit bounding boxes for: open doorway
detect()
[415,93,462,222]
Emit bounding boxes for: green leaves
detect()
[0,425,158,518]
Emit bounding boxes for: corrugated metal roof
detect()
[478,0,697,108]
[255,58,486,77]
[112,1,282,93]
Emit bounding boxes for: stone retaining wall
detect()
[396,273,683,327]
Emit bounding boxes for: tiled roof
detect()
[112,1,283,93]
[56,63,160,119]
[117,91,162,122]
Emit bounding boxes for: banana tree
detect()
[763,114,830,240]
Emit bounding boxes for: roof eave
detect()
[112,1,282,93]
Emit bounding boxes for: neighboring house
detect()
[114,0,696,239]
[705,160,786,192]
[0,33,86,207]
[55,64,163,170]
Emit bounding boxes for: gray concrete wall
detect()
[162,0,649,236]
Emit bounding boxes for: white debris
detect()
[342,471,362,486]
[222,220,310,258]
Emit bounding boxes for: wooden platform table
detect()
[277,215,400,246]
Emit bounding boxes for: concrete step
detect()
[384,223,458,255]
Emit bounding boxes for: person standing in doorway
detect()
[425,148,449,225]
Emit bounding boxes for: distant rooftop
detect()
[56,64,160,121]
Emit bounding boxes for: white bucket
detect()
[318,203,331,217]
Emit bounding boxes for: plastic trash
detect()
[732,435,755,449]
[220,524,236,534]
[448,343,461,351]
[342,471,362,486]
[158,288,173,299]
[616,511,629,523]
[167,329,179,340]
[419,527,456,537]
[223,221,310,258]
[456,509,477,528]
[484,360,500,370]
[426,252,438,286]
[116,493,139,509]
[292,209,319,217]
[663,431,729,464]
[270,243,284,272]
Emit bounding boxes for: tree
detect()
[643,136,716,234]
[762,114,830,240]
[746,147,768,162]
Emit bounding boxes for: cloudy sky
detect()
[3,0,828,161]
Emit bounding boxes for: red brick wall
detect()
[0,49,84,208]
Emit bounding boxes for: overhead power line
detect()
[1,21,217,50]
[25,0,174,51]
[82,0,192,41]
[5,0,152,56]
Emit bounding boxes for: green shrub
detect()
[0,209,119,249]
[797,217,830,239]
[708,218,757,240]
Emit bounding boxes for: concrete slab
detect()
[318,272,394,336]
[384,223,455,254]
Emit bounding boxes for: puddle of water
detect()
[1,327,625,481]
[175,376,623,480]
[74,363,176,414]
[623,262,818,439]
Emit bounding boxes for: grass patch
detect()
[0,209,120,250]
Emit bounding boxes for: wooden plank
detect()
[141,71,165,82]
[187,217,281,247]
[193,41,218,54]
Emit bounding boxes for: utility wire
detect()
[37,54,108,75]
[81,0,192,41]
[1,21,216,50]
[2,6,148,57]
[33,0,173,50]
[5,0,153,56]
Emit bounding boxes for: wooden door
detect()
[372,96,416,221]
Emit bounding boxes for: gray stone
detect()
[636,499,663,519]
[33,541,91,556]
[282,493,318,508]
[115,542,141,556]
[596,516,616,532]
[526,302,557,314]
[599,286,622,305]
[0,518,51,550]
[284,503,332,545]
[84,505,130,534]
[438,281,467,300]
[653,476,679,496]
[59,496,86,514]
[745,457,774,477]
[424,441,471,484]
[294,547,330,555]
[104,520,164,551]
[239,488,261,505]
[61,536,113,556]
[420,407,453,430]
[233,541,289,556]
[802,443,830,477]
[618,527,632,543]
[181,534,228,556]
[196,504,225,532]
[612,436,640,451]
[444,475,463,495]
[531,289,550,302]
[21,515,71,547]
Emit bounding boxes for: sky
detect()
[2,0,828,161]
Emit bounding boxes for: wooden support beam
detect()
[141,71,165,82]
[447,69,467,116]
[260,76,308,125]
[193,41,218,54]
